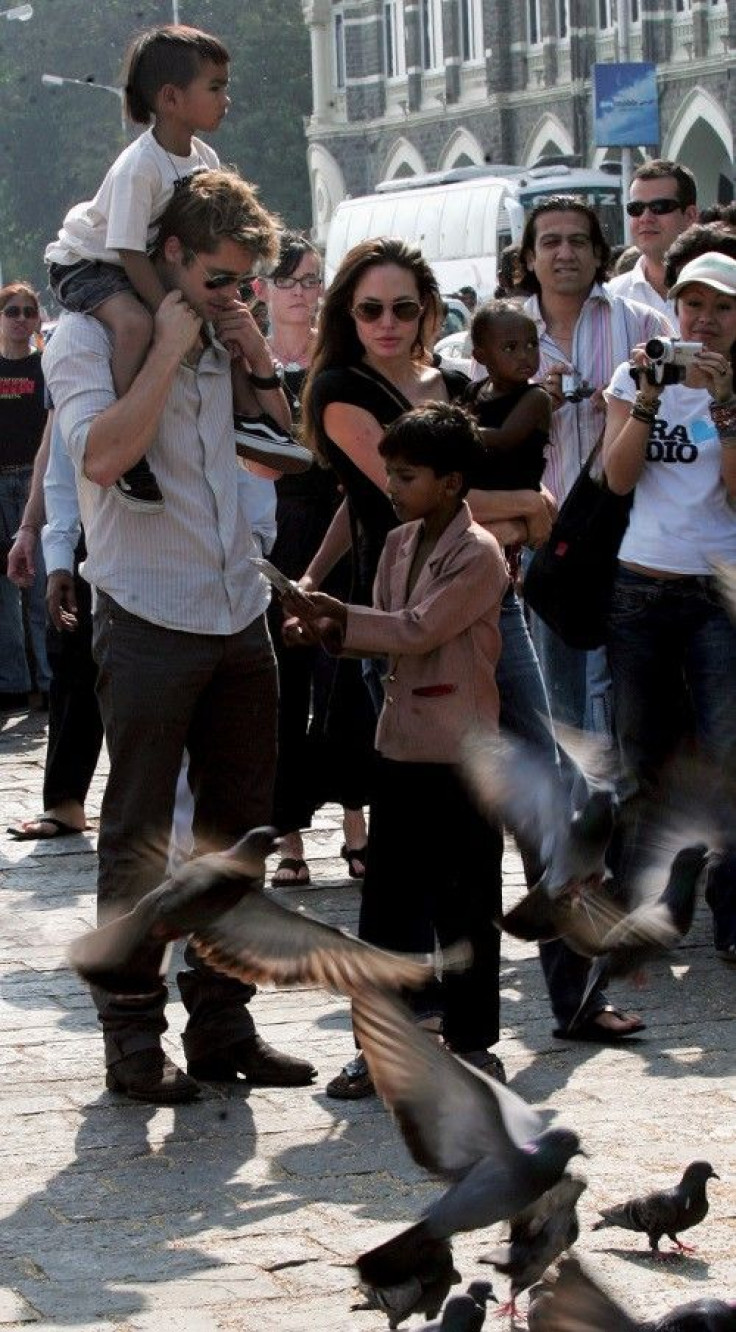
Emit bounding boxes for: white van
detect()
[323,170,521,298]
[323,162,623,296]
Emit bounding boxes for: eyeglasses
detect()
[270,274,321,290]
[186,250,256,290]
[2,305,38,319]
[351,299,424,324]
[626,198,683,218]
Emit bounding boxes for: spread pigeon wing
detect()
[538,1258,642,1332]
[351,987,542,1181]
[461,729,569,873]
[192,892,437,994]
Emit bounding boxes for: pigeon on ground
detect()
[353,1237,460,1328]
[526,1256,736,1330]
[351,987,584,1297]
[592,1161,719,1256]
[422,1280,497,1330]
[478,1173,586,1318]
[568,842,707,1029]
[68,827,444,998]
[460,730,617,900]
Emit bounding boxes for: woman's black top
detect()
[311,362,468,603]
[462,380,547,492]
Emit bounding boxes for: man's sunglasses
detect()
[626,198,683,218]
[3,305,38,319]
[351,298,423,324]
[186,250,256,290]
[270,275,321,290]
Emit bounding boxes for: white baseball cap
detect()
[669,251,736,300]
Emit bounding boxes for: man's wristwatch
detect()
[249,364,282,389]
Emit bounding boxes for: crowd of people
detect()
[3,19,736,1108]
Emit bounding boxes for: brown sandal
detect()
[271,856,310,886]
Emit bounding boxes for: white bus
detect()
[324,161,623,297]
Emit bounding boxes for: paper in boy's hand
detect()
[249,557,312,610]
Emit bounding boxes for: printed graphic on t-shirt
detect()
[0,377,37,399]
[644,414,711,465]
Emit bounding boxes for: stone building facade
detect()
[301,0,736,244]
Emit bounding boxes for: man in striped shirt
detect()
[43,168,318,1104]
[521,194,672,734]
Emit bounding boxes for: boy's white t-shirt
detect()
[45,128,219,268]
[605,360,736,574]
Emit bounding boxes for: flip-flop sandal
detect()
[271,856,311,886]
[340,844,368,879]
[553,1004,647,1043]
[7,816,85,842]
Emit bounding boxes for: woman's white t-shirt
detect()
[605,360,736,574]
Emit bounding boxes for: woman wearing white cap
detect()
[603,250,736,961]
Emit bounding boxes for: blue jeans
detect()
[0,467,50,692]
[608,565,736,952]
[528,609,612,735]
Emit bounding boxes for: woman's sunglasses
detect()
[3,305,38,319]
[626,198,682,218]
[351,299,423,324]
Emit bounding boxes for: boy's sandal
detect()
[340,843,368,880]
[271,856,311,886]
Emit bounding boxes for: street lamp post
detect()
[41,72,126,138]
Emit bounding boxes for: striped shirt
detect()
[525,283,672,503]
[42,313,269,634]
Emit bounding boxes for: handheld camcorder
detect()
[561,371,595,403]
[631,337,704,387]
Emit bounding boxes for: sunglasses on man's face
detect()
[351,298,423,324]
[186,250,256,291]
[3,305,38,319]
[626,198,683,218]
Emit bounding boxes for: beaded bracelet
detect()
[710,395,736,436]
[630,390,660,424]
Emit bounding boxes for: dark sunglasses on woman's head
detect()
[626,198,683,218]
[3,305,38,319]
[270,274,321,290]
[351,298,423,324]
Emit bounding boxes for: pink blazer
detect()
[343,502,509,763]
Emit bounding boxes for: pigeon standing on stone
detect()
[67,827,441,998]
[351,987,583,1298]
[422,1280,498,1330]
[478,1173,586,1318]
[592,1161,719,1256]
[526,1256,736,1330]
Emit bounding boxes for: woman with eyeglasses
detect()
[603,250,736,963]
[250,232,370,886]
[0,282,51,713]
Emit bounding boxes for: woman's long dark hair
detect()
[302,236,439,457]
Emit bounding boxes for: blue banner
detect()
[593,63,659,147]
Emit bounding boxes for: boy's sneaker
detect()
[114,457,165,512]
[234,413,313,475]
[453,1048,507,1083]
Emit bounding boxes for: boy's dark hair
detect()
[631,158,697,210]
[698,202,736,228]
[471,298,536,345]
[664,222,736,289]
[123,24,229,125]
[378,403,484,497]
[519,195,611,292]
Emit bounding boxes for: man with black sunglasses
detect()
[42,168,319,1104]
[607,159,698,324]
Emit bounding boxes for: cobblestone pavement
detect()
[1,706,735,1331]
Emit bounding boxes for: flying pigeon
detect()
[460,729,617,900]
[592,1161,719,1256]
[526,1256,736,1330]
[478,1173,586,1319]
[569,843,707,1029]
[351,987,583,1297]
[68,827,444,998]
[423,1280,498,1330]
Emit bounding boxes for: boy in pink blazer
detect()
[286,403,509,1097]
